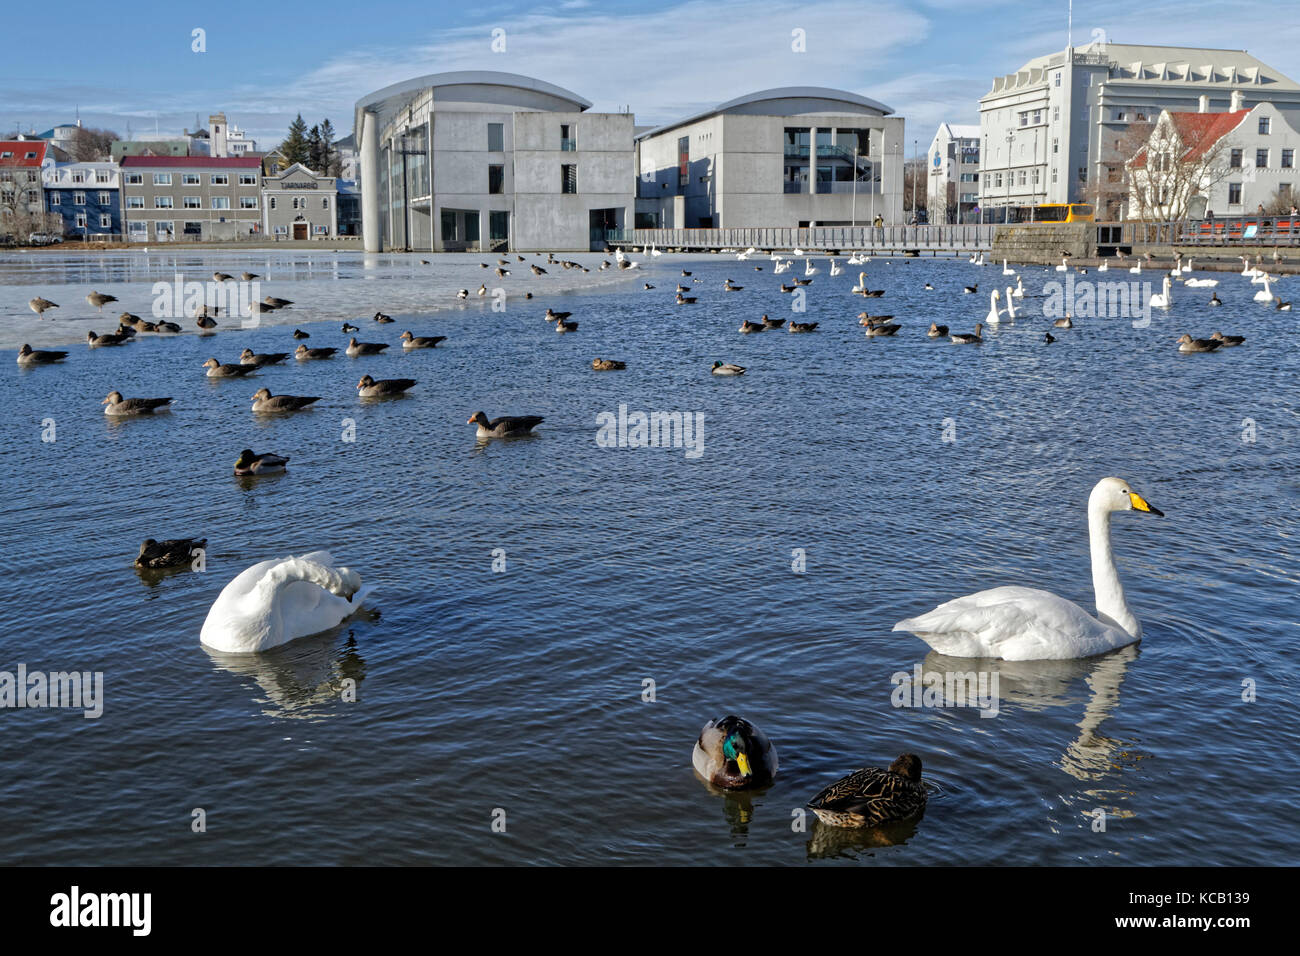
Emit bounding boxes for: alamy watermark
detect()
[595,404,705,459]
[1042,273,1155,329]
[1,664,103,718]
[891,663,999,718]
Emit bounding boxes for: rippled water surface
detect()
[1,249,1296,865]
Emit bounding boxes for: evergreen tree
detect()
[306,124,323,172]
[319,119,338,177]
[280,114,309,166]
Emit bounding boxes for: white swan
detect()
[804,258,819,276]
[851,271,868,293]
[199,551,371,654]
[1003,259,1016,276]
[986,289,1003,324]
[1011,276,1025,298]
[793,247,804,257]
[773,259,792,274]
[1254,276,1275,302]
[1003,287,1017,320]
[1129,261,1142,275]
[1180,257,1193,275]
[1097,260,1108,272]
[1055,257,1068,273]
[1149,275,1173,309]
[1185,276,1218,287]
[829,258,843,276]
[649,243,662,257]
[893,478,1163,660]
[1241,256,1260,278]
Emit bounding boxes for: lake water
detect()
[1,249,1296,865]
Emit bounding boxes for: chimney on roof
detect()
[1198,94,1209,113]
[1230,89,1244,111]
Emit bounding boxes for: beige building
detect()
[262,163,337,239]
[120,156,261,242]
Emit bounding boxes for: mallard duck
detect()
[399,331,446,349]
[807,755,927,828]
[691,716,778,790]
[739,319,765,333]
[950,323,983,344]
[194,304,219,319]
[357,375,416,397]
[28,296,58,317]
[251,388,321,412]
[591,358,626,371]
[102,391,173,416]
[295,344,338,360]
[711,361,745,376]
[114,323,138,337]
[293,329,310,339]
[239,348,290,366]
[203,357,257,377]
[346,337,389,356]
[17,344,67,364]
[135,537,206,569]
[233,449,288,475]
[927,322,948,338]
[789,321,819,333]
[195,316,218,333]
[119,311,142,327]
[86,291,118,312]
[1210,331,1245,347]
[468,411,544,437]
[1177,334,1221,353]
[86,330,130,347]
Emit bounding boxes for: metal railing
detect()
[605,224,995,251]
[1099,216,1300,247]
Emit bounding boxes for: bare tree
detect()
[1127,114,1232,221]
[67,127,119,162]
[0,175,56,241]
[1093,119,1154,220]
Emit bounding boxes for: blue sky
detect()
[3,0,1297,155]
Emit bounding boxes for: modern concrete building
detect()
[43,161,121,239]
[355,71,635,252]
[634,88,904,229]
[979,40,1300,219]
[262,162,337,239]
[120,155,261,242]
[1129,99,1300,218]
[336,178,361,236]
[926,123,981,223]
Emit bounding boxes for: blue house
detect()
[43,162,121,239]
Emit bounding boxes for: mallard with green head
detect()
[692,715,778,789]
[806,754,927,828]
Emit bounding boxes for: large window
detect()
[487,123,504,152]
[211,196,230,209]
[73,191,85,205]
[210,173,228,185]
[1256,149,1269,168]
[153,172,171,185]
[154,196,173,208]
[488,165,504,194]
[783,127,810,157]
[561,164,577,194]
[126,195,144,208]
[560,123,575,151]
[1283,148,1295,169]
[1230,148,1243,168]
[182,173,200,185]
[238,173,256,185]
[1228,182,1242,204]
[126,173,143,185]
[678,136,689,188]
[183,196,201,208]
[240,196,258,209]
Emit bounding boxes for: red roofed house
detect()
[1127,95,1300,219]
[0,139,58,239]
[120,154,262,242]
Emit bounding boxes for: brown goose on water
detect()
[203,357,257,377]
[17,344,67,364]
[346,337,389,356]
[591,358,626,370]
[239,348,290,366]
[87,329,130,347]
[467,411,544,438]
[102,391,173,415]
[295,344,338,360]
[357,375,416,397]
[251,388,320,412]
[399,331,446,349]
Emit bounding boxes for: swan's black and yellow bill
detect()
[1130,492,1163,517]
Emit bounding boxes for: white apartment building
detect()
[979,40,1300,220]
[926,123,980,223]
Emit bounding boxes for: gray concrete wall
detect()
[990,222,1090,263]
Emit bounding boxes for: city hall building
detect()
[354,71,635,252]
[262,162,338,239]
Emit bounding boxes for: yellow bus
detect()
[1033,203,1095,223]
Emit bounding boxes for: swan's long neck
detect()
[1088,506,1140,638]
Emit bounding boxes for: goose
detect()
[467,411,544,438]
[555,317,578,333]
[247,301,279,316]
[399,331,446,349]
[865,321,900,337]
[203,358,256,378]
[692,716,777,790]
[156,320,181,333]
[263,296,293,308]
[1210,331,1246,347]
[1253,277,1276,303]
[233,449,288,475]
[373,311,394,323]
[1276,298,1293,311]
[724,280,744,292]
[894,477,1163,659]
[1003,259,1016,276]
[963,284,977,294]
[792,276,813,286]
[102,391,172,416]
[198,551,370,654]
[295,344,338,360]
[135,538,206,570]
[761,314,785,329]
[86,329,130,347]
[1149,276,1173,309]
[293,329,310,339]
[495,267,509,278]
[789,321,819,333]
[1177,334,1222,353]
[927,323,948,338]
[676,293,698,305]
[1054,314,1073,329]
[240,272,259,281]
[591,358,626,371]
[1209,292,1222,307]
[86,291,119,312]
[212,272,234,282]
[341,322,360,332]
[544,309,572,322]
[806,755,927,828]
[531,264,547,275]
[1129,260,1142,275]
[1044,331,1056,343]
[251,388,321,413]
[859,314,895,326]
[115,322,140,337]
[28,297,58,317]
[239,348,290,366]
[829,258,843,276]
[950,323,983,344]
[357,375,416,397]
[738,319,765,333]
[986,290,1003,324]
[346,337,389,356]
[711,361,745,376]
[804,258,819,276]
[17,344,68,364]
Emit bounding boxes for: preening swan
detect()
[893,478,1163,660]
[199,551,371,654]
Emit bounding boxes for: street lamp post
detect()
[1005,130,1014,224]
[852,146,858,227]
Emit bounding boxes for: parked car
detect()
[28,232,64,246]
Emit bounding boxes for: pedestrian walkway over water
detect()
[606,225,996,256]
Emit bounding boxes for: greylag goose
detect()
[1210,331,1245,347]
[761,315,785,329]
[240,272,259,281]
[555,317,578,333]
[86,291,118,312]
[864,321,900,336]
[950,323,983,344]
[233,449,288,475]
[399,331,446,349]
[29,297,58,317]
[263,296,293,308]
[239,348,289,366]
[346,337,389,356]
[531,265,547,275]
[135,538,205,569]
[213,272,234,282]
[357,375,416,397]
[927,322,948,337]
[738,319,765,333]
[251,388,321,412]
[86,329,130,347]
[806,755,927,828]
[676,294,697,305]
[17,344,67,364]
[295,345,338,360]
[1176,334,1221,352]
[467,411,544,437]
[789,321,819,333]
[102,391,172,416]
[203,358,256,377]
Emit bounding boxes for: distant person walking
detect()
[873,213,884,242]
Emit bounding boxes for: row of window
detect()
[49,191,113,205]
[485,122,576,152]
[1226,182,1292,204]
[66,213,114,229]
[1229,147,1294,168]
[60,169,114,184]
[0,170,40,183]
[123,172,258,186]
[485,164,578,194]
[0,149,39,159]
[125,195,260,209]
